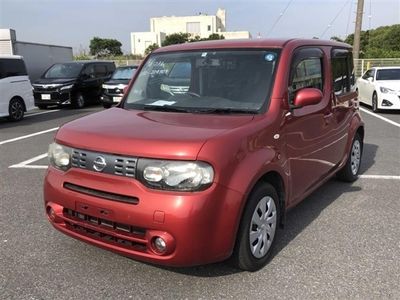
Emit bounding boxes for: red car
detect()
[44,39,364,271]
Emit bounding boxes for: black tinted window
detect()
[332,49,355,95]
[0,58,27,78]
[95,64,107,77]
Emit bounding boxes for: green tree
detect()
[206,33,225,40]
[89,37,123,57]
[162,33,191,46]
[144,43,159,55]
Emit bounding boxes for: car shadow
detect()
[150,143,378,277]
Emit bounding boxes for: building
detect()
[131,9,251,56]
[0,28,73,81]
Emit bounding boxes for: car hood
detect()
[33,78,76,85]
[103,79,130,86]
[56,107,254,160]
[376,80,400,90]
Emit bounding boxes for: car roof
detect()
[0,55,24,60]
[154,38,351,53]
[371,66,400,70]
[116,65,138,68]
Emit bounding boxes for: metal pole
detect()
[353,0,364,59]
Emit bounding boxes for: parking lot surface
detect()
[1,105,399,299]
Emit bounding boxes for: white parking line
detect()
[25,109,60,118]
[359,175,400,180]
[360,107,400,128]
[0,127,59,145]
[9,153,48,169]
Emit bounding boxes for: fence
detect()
[109,59,142,67]
[354,58,400,77]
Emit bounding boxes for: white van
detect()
[0,55,35,121]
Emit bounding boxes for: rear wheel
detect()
[372,92,379,112]
[8,98,25,121]
[231,183,279,271]
[337,133,362,182]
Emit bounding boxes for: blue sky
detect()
[0,0,399,54]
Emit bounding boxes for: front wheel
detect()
[372,92,379,112]
[337,133,363,182]
[74,93,86,109]
[231,183,279,271]
[8,98,25,121]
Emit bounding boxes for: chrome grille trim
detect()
[71,148,138,178]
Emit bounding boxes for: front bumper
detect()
[34,90,71,106]
[44,166,244,267]
[101,92,124,105]
[377,92,400,110]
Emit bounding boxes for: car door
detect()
[358,69,374,105]
[284,47,338,205]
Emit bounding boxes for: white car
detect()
[0,55,35,121]
[356,67,400,112]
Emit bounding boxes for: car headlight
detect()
[380,87,395,94]
[60,84,74,91]
[48,142,72,171]
[137,159,214,191]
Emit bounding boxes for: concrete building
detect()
[131,9,251,56]
[0,29,73,81]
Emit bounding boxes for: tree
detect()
[330,36,344,42]
[206,33,225,40]
[162,33,191,46]
[144,43,159,55]
[89,37,123,57]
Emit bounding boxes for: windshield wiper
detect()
[142,105,192,113]
[194,108,258,114]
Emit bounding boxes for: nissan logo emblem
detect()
[93,156,107,172]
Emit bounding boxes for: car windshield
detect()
[124,50,279,114]
[43,63,83,79]
[111,66,137,80]
[376,69,400,80]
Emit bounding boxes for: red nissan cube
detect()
[44,39,364,271]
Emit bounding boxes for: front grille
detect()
[71,148,137,179]
[63,208,147,252]
[169,85,189,94]
[64,182,139,204]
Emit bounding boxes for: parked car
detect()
[0,55,35,121]
[356,67,400,112]
[32,61,115,109]
[44,39,364,271]
[101,65,138,108]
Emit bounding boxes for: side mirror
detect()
[367,77,373,82]
[292,88,323,109]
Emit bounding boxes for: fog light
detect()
[382,100,393,106]
[47,206,56,221]
[153,237,167,253]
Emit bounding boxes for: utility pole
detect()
[353,0,364,59]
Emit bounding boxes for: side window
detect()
[95,64,107,77]
[289,56,323,103]
[82,64,95,77]
[0,59,27,78]
[332,49,356,95]
[107,64,116,75]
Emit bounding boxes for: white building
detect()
[131,9,251,56]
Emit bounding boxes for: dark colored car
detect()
[44,39,364,271]
[33,61,115,109]
[101,65,138,108]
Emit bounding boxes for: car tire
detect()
[74,93,86,109]
[7,97,25,121]
[103,103,112,109]
[337,133,363,182]
[372,92,379,113]
[231,182,280,271]
[37,105,47,110]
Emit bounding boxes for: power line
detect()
[320,0,352,39]
[265,0,295,37]
[345,0,354,36]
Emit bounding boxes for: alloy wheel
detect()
[351,140,361,175]
[249,196,277,258]
[10,100,24,120]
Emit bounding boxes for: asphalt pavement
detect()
[1,104,399,299]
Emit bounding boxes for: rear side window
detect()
[331,49,355,95]
[0,58,27,79]
[289,48,324,104]
[95,64,107,77]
